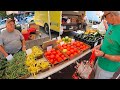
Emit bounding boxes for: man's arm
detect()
[22,39,26,51]
[0,45,8,57]
[94,49,120,62]
[92,44,102,52]
[104,54,120,62]
[18,30,26,51]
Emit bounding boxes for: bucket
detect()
[22,32,30,41]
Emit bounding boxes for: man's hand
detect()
[22,46,26,52]
[22,39,26,52]
[94,49,104,57]
[0,45,9,57]
[92,44,102,52]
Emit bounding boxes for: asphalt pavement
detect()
[39,26,78,39]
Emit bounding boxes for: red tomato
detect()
[75,50,79,53]
[67,45,71,47]
[49,59,54,63]
[63,46,67,49]
[46,51,51,56]
[52,48,55,51]
[57,58,61,62]
[70,46,74,48]
[58,57,62,61]
[74,52,78,56]
[74,49,77,52]
[52,51,56,54]
[70,54,74,58]
[56,55,60,58]
[63,57,67,60]
[58,45,62,48]
[67,47,70,51]
[50,55,55,59]
[66,51,71,56]
[59,53,62,56]
[57,53,61,56]
[56,50,60,53]
[45,53,48,56]
[61,55,65,59]
[70,50,74,54]
[60,47,64,50]
[77,43,80,47]
[54,61,58,64]
[46,56,50,58]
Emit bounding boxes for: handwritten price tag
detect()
[47,46,52,51]
[71,39,75,43]
[94,41,98,47]
[60,41,64,45]
[26,49,32,55]
[52,38,57,40]
[57,36,61,40]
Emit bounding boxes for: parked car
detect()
[0,18,20,30]
[23,15,34,23]
[0,19,7,29]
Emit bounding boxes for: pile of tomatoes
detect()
[44,49,67,65]
[71,41,89,51]
[57,44,80,59]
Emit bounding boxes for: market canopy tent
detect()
[6,11,19,15]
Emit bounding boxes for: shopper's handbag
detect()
[72,51,96,79]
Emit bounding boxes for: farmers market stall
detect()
[0,36,92,79]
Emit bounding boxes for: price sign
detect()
[71,39,75,43]
[94,41,98,47]
[52,38,57,40]
[57,36,61,40]
[6,54,13,61]
[26,49,32,55]
[60,41,64,45]
[47,46,52,51]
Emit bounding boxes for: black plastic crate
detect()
[74,33,102,49]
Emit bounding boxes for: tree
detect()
[0,11,7,19]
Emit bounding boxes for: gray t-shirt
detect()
[0,29,24,54]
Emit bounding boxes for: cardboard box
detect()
[71,18,77,23]
[42,39,57,50]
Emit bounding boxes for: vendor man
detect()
[0,18,26,58]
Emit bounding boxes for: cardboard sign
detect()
[42,39,56,50]
[60,41,64,45]
[47,46,52,51]
[52,38,57,40]
[94,41,98,47]
[6,54,13,61]
[57,36,61,40]
[26,49,32,55]
[71,39,75,43]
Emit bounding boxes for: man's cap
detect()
[6,18,15,24]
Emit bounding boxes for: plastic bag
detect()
[77,60,93,79]
[97,20,106,35]
[73,51,96,79]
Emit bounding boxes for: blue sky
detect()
[86,11,102,22]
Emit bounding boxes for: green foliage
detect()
[0,11,7,18]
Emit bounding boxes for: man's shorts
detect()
[94,60,115,79]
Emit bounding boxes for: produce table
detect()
[27,49,91,79]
